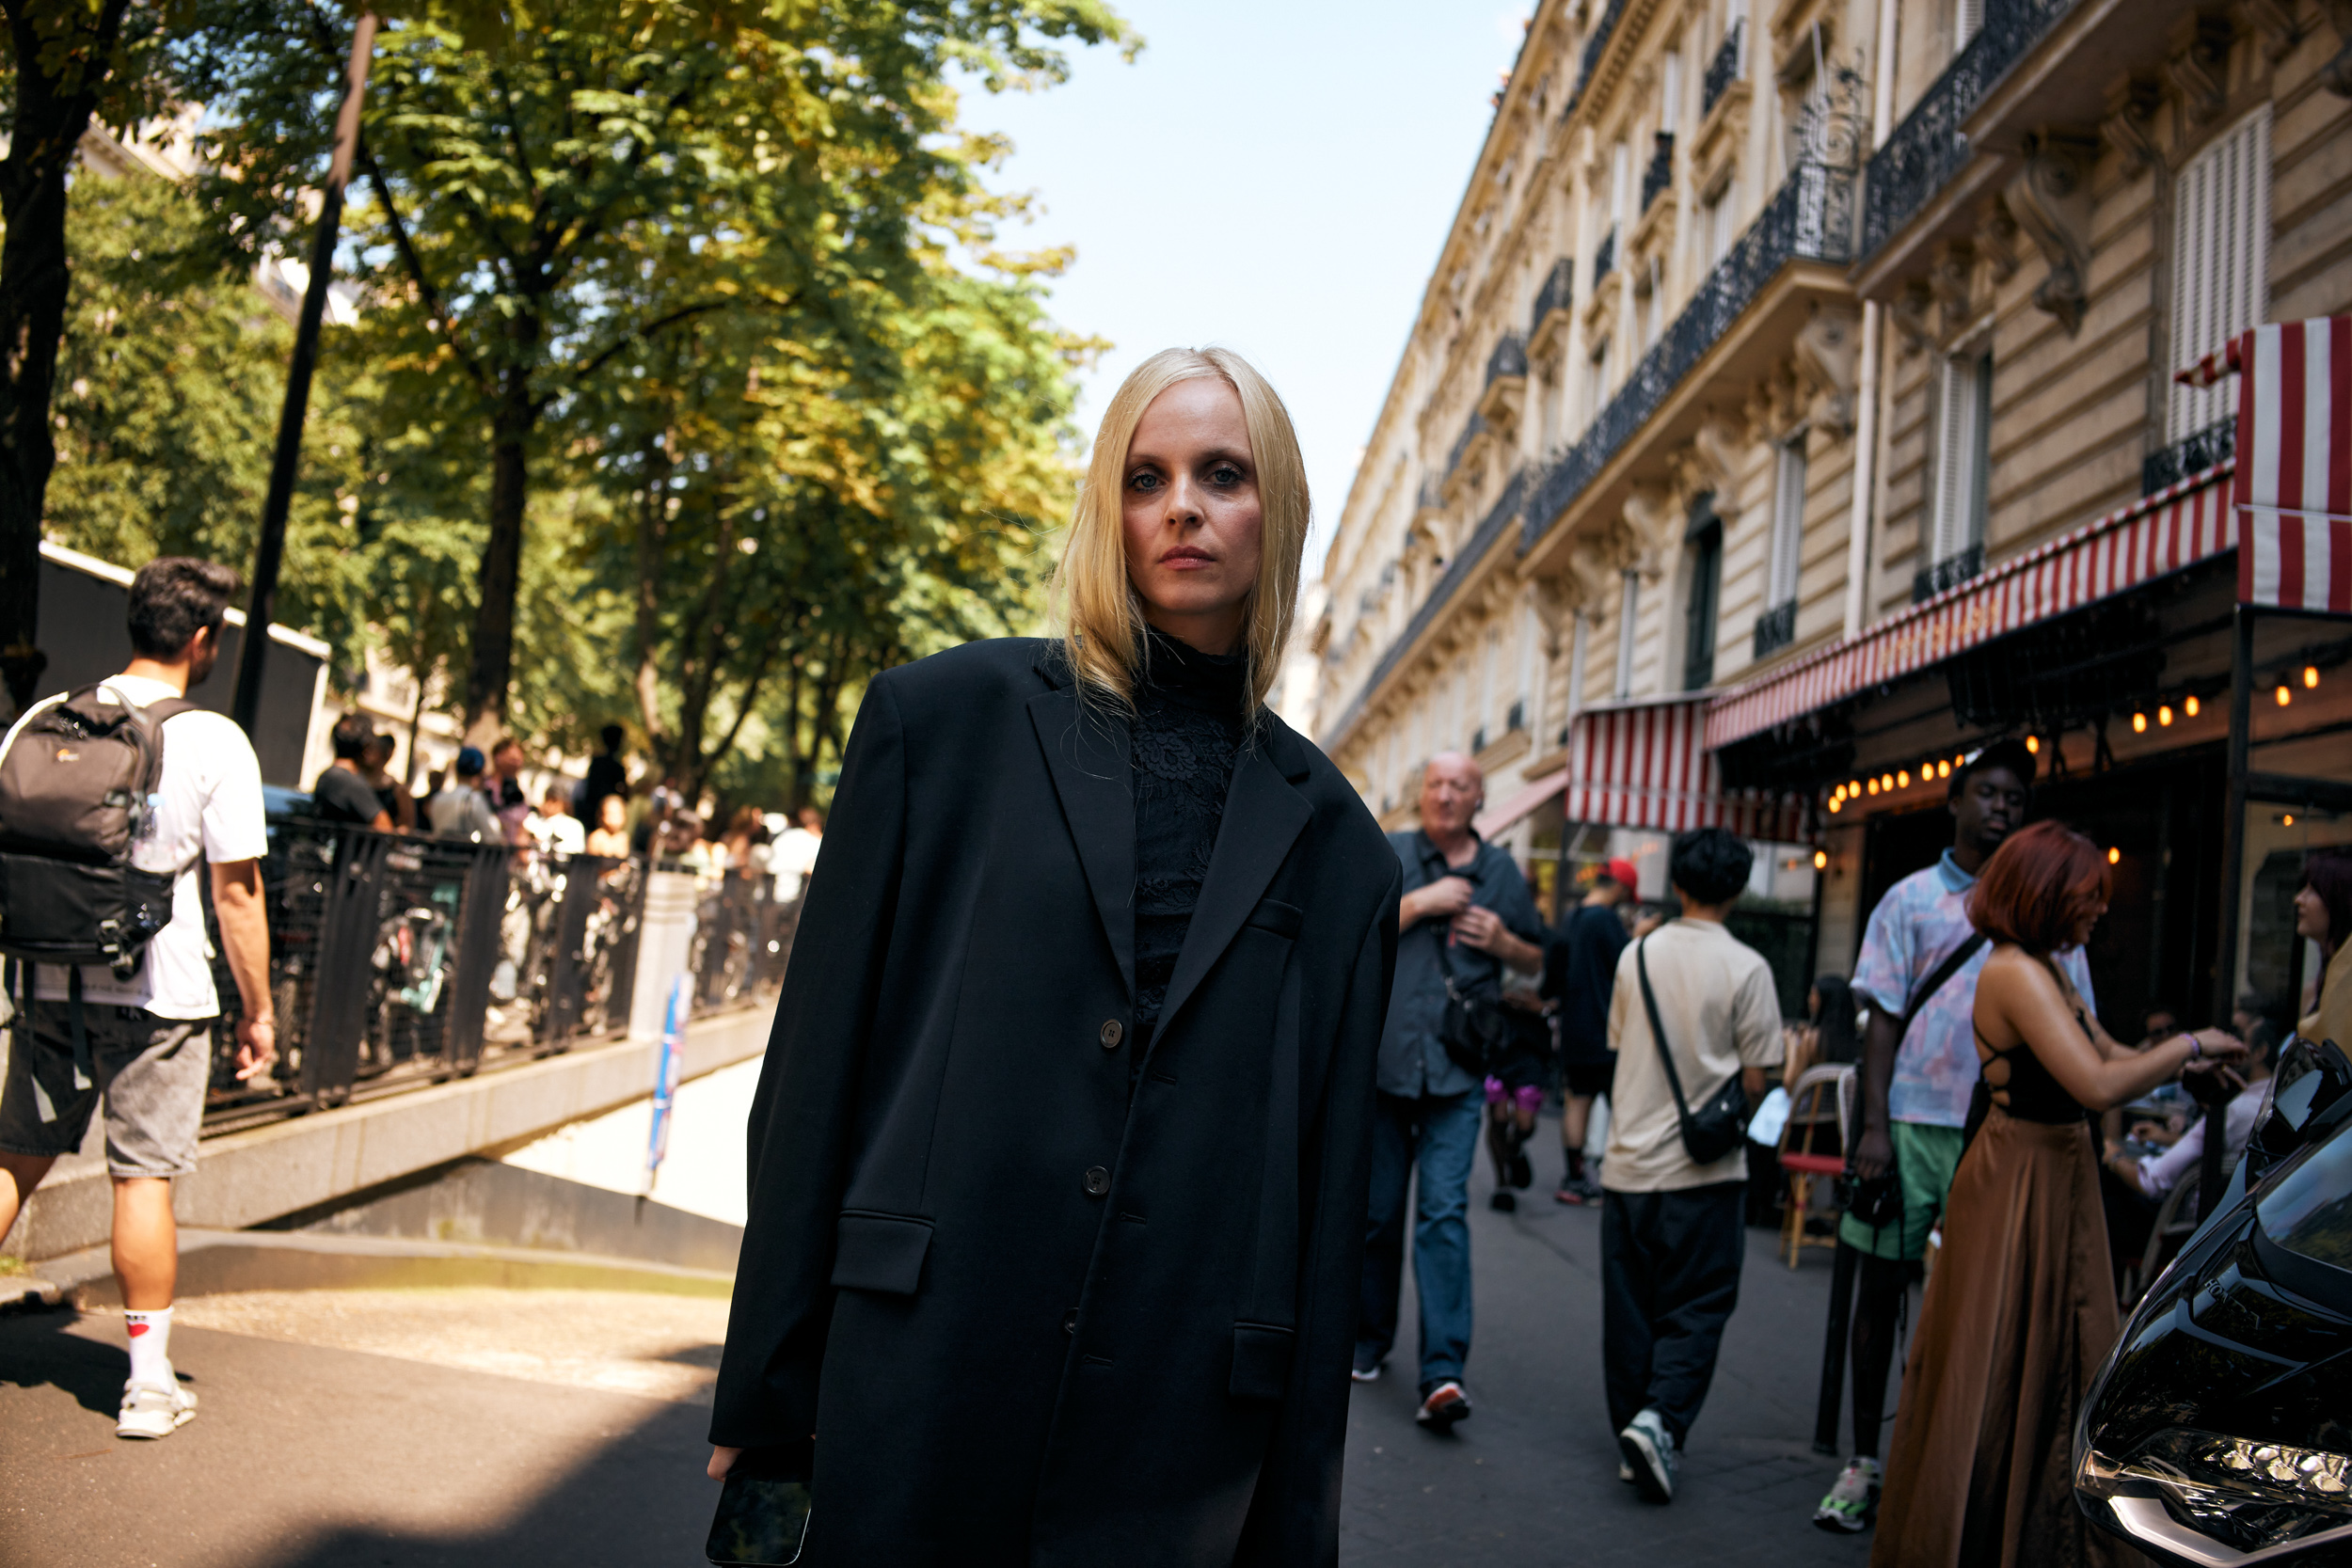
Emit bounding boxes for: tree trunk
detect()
[462,372,533,745]
[0,0,131,714]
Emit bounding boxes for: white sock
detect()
[123,1307,173,1387]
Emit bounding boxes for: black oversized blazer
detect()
[709,637,1400,1568]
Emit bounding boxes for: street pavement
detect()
[0,1128,1896,1567]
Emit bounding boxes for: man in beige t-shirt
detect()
[1599,827,1783,1504]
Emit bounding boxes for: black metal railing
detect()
[1573,0,1629,106]
[1532,255,1575,333]
[1858,0,2078,261]
[1524,160,1857,548]
[1753,598,1798,657]
[1912,540,1986,604]
[2142,416,2234,496]
[1486,330,1529,386]
[1593,226,1618,284]
[1641,132,1676,213]
[1446,411,1488,478]
[1319,469,1528,749]
[1703,22,1743,116]
[198,818,789,1134]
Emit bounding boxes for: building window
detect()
[1925,347,1991,595]
[1682,494,1723,691]
[2169,105,2270,447]
[1954,0,1984,50]
[1700,179,1737,270]
[1586,337,1612,423]
[1613,570,1638,700]
[1769,435,1805,608]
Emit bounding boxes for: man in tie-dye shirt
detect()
[1810,738,2095,1534]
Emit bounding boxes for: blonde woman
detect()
[707,348,1402,1566]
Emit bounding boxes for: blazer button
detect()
[1062,1309,1078,1336]
[1083,1165,1111,1197]
[1099,1020,1123,1049]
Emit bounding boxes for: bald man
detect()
[1354,752,1544,1432]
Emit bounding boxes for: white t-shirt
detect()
[771,826,821,901]
[1603,917,1787,1193]
[528,810,586,856]
[3,673,268,1020]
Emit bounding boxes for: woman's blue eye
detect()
[1130,471,1160,491]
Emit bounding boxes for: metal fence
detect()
[199,816,793,1134]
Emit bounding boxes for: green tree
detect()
[186,0,1127,746]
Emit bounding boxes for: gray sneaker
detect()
[1814,1456,1882,1532]
[117,1379,197,1439]
[1617,1408,1677,1502]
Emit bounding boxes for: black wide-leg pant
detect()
[1600,1180,1746,1445]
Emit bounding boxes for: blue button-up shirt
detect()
[1377,830,1545,1100]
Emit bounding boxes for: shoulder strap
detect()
[1416,837,1463,987]
[1634,934,1697,1127]
[1898,931,1989,1042]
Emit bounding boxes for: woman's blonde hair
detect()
[1051,346,1310,715]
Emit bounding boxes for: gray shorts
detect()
[0,1002,212,1178]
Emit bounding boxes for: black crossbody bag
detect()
[1418,841,1521,1078]
[1633,934,1753,1167]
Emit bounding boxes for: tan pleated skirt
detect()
[1869,1106,2146,1568]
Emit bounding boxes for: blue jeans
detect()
[1356,1087,1480,1389]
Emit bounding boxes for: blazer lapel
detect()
[1027,684,1136,999]
[1152,742,1311,1045]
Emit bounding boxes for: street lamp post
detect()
[230,11,378,738]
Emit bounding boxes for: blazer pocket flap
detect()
[1228,1322,1295,1402]
[1244,899,1304,940]
[831,1212,933,1295]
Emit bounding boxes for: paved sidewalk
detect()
[1338,1148,1889,1568]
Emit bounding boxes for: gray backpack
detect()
[0,683,199,977]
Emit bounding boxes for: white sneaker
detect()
[1617,1407,1677,1502]
[117,1379,197,1439]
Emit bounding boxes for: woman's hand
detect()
[708,1445,743,1481]
[2185,1027,2248,1061]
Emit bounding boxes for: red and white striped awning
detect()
[1707,463,2235,751]
[1474,766,1569,839]
[2232,318,2352,613]
[1570,696,1808,840]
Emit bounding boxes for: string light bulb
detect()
[2185,695,2200,717]
[2132,712,2147,733]
[2107,847,2121,865]
[1813,849,1828,871]
[1829,797,1843,814]
[2285,814,2296,827]
[2026,736,2041,754]
[1937,760,1951,780]
[1897,769,1910,788]
[1867,778,1879,796]
[2158,705,2173,726]
[2306,666,2320,689]
[2278,685,2293,706]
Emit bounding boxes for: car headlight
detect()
[2079,1427,2352,1563]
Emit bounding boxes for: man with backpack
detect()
[0,558,274,1440]
[1807,737,2094,1533]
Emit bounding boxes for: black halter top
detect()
[1974,955,2095,1124]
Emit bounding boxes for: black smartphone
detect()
[705,1473,813,1566]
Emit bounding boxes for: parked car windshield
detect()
[2258,1111,2352,1274]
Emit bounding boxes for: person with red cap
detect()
[1543,857,1641,1203]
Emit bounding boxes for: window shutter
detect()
[1614,572,1639,700]
[1955,0,1984,48]
[2169,106,2271,443]
[1931,356,1967,562]
[1771,438,1807,604]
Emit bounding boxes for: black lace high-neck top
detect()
[1131,627,1248,1053]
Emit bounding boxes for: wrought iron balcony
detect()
[1593,227,1618,285]
[1702,22,1743,117]
[2141,416,2233,496]
[1486,331,1530,386]
[1858,0,2079,262]
[1523,160,1857,548]
[1911,541,1985,604]
[1572,0,1629,108]
[1446,411,1488,479]
[1532,256,1575,334]
[1640,133,1675,214]
[1753,598,1797,658]
[1318,468,1529,751]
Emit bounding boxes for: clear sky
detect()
[959,0,1535,572]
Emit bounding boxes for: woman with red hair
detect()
[1871,820,2243,1568]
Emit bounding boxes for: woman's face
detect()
[2295,882,2331,943]
[1120,377,1263,657]
[1806,987,1820,1021]
[2072,899,2110,949]
[599,796,627,832]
